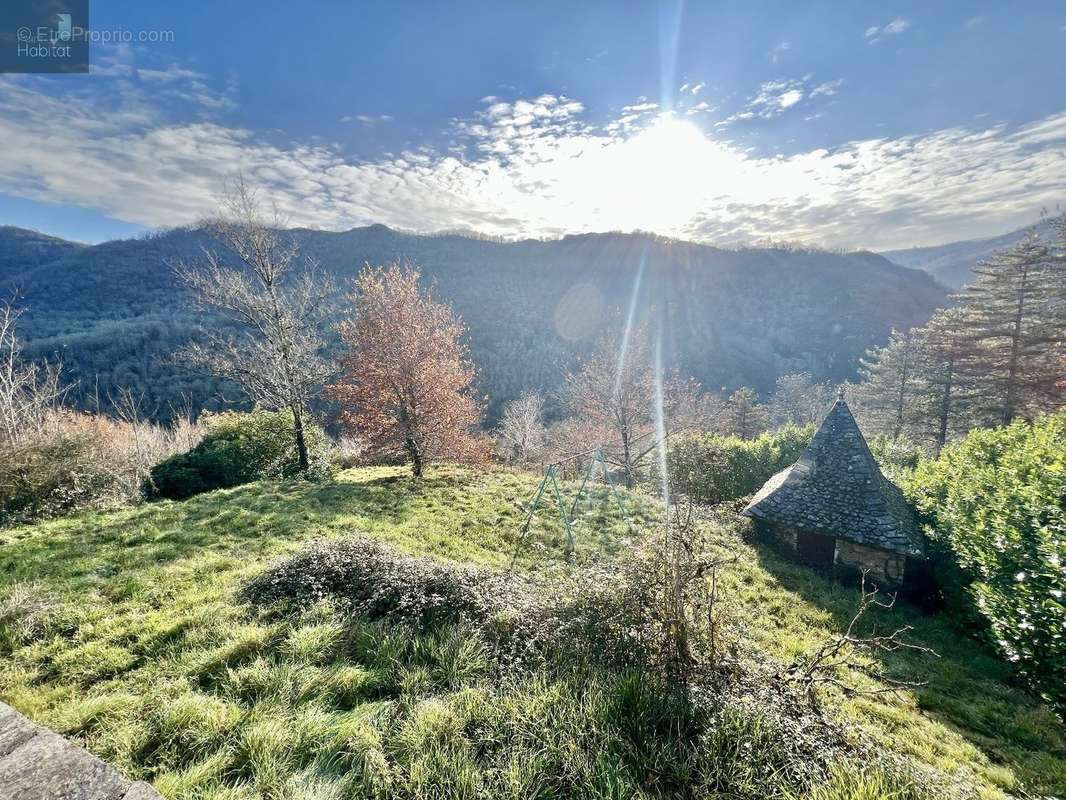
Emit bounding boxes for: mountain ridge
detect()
[881,218,1060,289]
[0,223,946,422]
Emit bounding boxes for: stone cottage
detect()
[741,391,924,588]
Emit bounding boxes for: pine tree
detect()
[956,231,1066,424]
[855,329,923,441]
[912,308,979,454]
[721,387,769,439]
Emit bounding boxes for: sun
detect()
[562,113,746,235]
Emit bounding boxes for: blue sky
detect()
[1,0,1064,248]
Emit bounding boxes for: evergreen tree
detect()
[855,329,923,441]
[956,231,1066,424]
[721,387,769,439]
[912,308,979,454]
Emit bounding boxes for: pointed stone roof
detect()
[741,395,923,558]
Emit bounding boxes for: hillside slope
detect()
[0,225,946,421]
[882,218,1058,290]
[0,467,1061,798]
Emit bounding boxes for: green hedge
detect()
[904,411,1066,711]
[667,425,815,506]
[148,409,331,500]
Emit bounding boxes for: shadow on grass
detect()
[748,536,1066,795]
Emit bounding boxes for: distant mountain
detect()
[882,218,1059,290]
[0,226,87,282]
[0,224,946,423]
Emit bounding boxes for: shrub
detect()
[245,528,734,682]
[904,411,1066,711]
[0,410,201,524]
[244,536,514,629]
[866,433,924,483]
[148,409,331,499]
[668,425,814,505]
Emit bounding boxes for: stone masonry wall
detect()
[758,520,906,587]
[834,539,905,586]
[0,701,162,800]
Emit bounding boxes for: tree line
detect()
[854,222,1066,453]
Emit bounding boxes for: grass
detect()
[0,465,1062,799]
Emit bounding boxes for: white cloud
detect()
[346,114,393,125]
[0,62,1064,251]
[769,41,790,63]
[685,101,715,116]
[866,17,910,44]
[721,75,841,124]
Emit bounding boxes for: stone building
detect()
[741,392,924,588]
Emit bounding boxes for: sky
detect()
[1,0,1065,249]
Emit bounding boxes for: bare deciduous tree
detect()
[0,302,64,447]
[496,391,546,465]
[769,372,834,429]
[174,179,333,472]
[565,326,701,487]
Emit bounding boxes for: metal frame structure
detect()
[510,447,630,567]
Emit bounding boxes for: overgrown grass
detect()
[0,466,1062,799]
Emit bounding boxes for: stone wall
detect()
[833,539,905,586]
[757,520,907,587]
[0,701,162,800]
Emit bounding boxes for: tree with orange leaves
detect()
[330,263,487,477]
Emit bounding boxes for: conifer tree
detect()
[912,308,978,454]
[721,387,769,440]
[956,231,1066,423]
[855,329,923,441]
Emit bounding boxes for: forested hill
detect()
[1,224,946,422]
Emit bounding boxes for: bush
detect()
[866,433,924,483]
[244,536,515,629]
[667,425,814,505]
[148,409,331,499]
[245,527,734,682]
[0,410,201,525]
[904,411,1066,711]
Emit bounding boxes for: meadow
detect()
[0,466,1062,799]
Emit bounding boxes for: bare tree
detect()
[174,179,333,472]
[496,391,546,465]
[0,302,64,447]
[769,373,834,429]
[565,326,701,487]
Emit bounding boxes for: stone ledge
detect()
[0,702,163,800]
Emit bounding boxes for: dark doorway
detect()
[796,530,836,568]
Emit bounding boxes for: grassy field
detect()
[0,466,1062,799]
